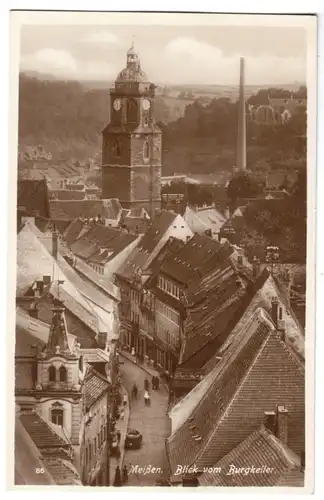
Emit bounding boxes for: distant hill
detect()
[18,73,306,175]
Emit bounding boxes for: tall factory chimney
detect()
[236,57,247,171]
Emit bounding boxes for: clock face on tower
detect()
[113,99,121,111]
[142,98,151,111]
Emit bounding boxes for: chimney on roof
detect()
[28,303,39,319]
[276,405,289,445]
[36,280,44,295]
[43,275,51,285]
[271,297,279,328]
[236,57,247,172]
[264,410,277,434]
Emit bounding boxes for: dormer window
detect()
[48,365,56,382]
[59,365,67,382]
[51,405,64,426]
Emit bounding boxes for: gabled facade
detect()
[115,211,193,372]
[15,306,112,486]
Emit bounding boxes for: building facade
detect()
[102,43,162,217]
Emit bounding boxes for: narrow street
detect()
[119,357,171,486]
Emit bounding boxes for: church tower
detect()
[101,42,162,217]
[35,301,85,448]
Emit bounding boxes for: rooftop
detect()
[167,308,304,480]
[198,426,304,487]
[49,198,122,221]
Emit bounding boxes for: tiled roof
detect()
[70,224,137,264]
[49,189,86,201]
[17,179,50,219]
[49,198,122,221]
[43,457,82,485]
[183,206,225,235]
[63,219,88,246]
[186,172,231,186]
[18,169,46,181]
[121,216,150,235]
[16,222,112,337]
[84,365,110,409]
[15,417,56,485]
[28,222,116,313]
[198,426,304,487]
[167,308,305,480]
[139,211,178,254]
[162,234,231,287]
[116,211,178,281]
[20,412,69,449]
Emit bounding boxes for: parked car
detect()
[124,429,142,449]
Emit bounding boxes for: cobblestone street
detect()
[119,356,171,486]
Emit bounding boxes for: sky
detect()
[19,23,307,85]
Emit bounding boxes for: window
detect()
[48,366,56,382]
[59,365,67,382]
[112,139,121,158]
[143,141,150,161]
[51,407,63,426]
[126,98,138,123]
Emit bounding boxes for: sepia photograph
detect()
[9,10,316,491]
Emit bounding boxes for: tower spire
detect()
[236,57,247,171]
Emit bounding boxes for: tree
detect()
[227,172,263,205]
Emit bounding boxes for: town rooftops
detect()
[20,412,70,450]
[183,205,226,236]
[198,426,304,487]
[167,308,304,480]
[69,224,138,264]
[16,222,114,338]
[49,198,122,222]
[15,417,56,485]
[116,210,179,281]
[49,189,86,201]
[159,234,227,286]
[84,364,110,410]
[17,412,81,485]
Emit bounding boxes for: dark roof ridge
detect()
[196,327,303,467]
[84,363,110,384]
[175,308,274,435]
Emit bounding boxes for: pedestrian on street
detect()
[144,390,150,406]
[113,465,121,486]
[117,430,121,444]
[156,376,160,390]
[122,465,128,484]
[123,393,127,406]
[144,378,150,391]
[132,383,138,399]
[152,376,156,390]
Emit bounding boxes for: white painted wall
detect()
[40,398,73,439]
[104,235,142,280]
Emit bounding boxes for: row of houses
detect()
[15,218,121,486]
[54,204,305,487]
